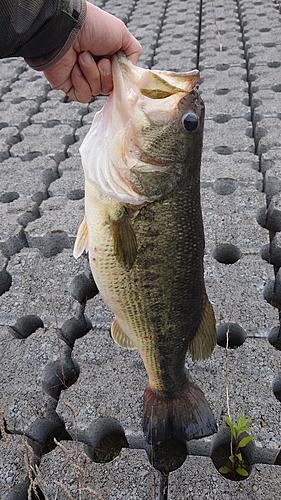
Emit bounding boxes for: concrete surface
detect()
[1,0,281,498]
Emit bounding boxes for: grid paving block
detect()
[0,198,37,257]
[252,89,281,126]
[0,156,57,205]
[48,172,84,199]
[0,248,90,326]
[0,326,60,432]
[201,151,260,184]
[190,337,281,446]
[201,89,250,120]
[260,149,281,174]
[25,196,84,254]
[204,255,277,337]
[200,66,248,93]
[0,435,27,498]
[246,44,281,69]
[67,124,91,157]
[255,117,281,155]
[0,127,20,162]
[40,445,161,500]
[249,65,281,95]
[203,117,254,154]
[168,456,281,499]
[31,100,88,128]
[202,186,268,254]
[57,325,144,433]
[0,100,39,130]
[1,73,49,104]
[200,47,246,70]
[10,123,75,162]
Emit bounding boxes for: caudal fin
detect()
[143,379,217,445]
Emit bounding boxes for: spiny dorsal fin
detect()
[188,290,216,361]
[111,317,136,349]
[109,209,137,269]
[73,217,88,258]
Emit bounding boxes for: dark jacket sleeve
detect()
[0,0,87,70]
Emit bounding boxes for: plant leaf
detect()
[239,435,254,448]
[236,453,243,462]
[219,466,231,474]
[236,467,249,477]
[229,455,235,463]
[224,416,236,437]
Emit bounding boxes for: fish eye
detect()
[182,112,199,133]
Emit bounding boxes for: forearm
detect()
[0,0,86,70]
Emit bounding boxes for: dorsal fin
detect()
[188,290,216,361]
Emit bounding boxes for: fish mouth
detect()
[80,52,201,205]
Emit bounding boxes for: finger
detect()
[121,34,142,65]
[78,51,103,96]
[69,63,93,102]
[97,58,113,95]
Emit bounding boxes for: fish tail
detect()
[143,380,217,445]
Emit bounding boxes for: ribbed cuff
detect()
[25,0,87,71]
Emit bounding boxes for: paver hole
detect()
[67,189,84,200]
[0,268,12,295]
[213,146,233,155]
[84,417,129,463]
[259,28,271,33]
[212,178,238,195]
[216,322,246,348]
[211,428,253,481]
[0,191,19,203]
[213,114,231,124]
[26,413,72,458]
[272,374,281,402]
[150,437,187,474]
[69,273,99,305]
[9,314,44,339]
[215,64,230,71]
[267,62,281,68]
[215,89,230,95]
[41,357,80,400]
[212,243,241,264]
[268,326,281,351]
[272,84,281,93]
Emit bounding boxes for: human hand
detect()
[44,2,142,102]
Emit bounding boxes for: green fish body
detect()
[74,52,217,444]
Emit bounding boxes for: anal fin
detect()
[188,290,216,361]
[111,317,136,349]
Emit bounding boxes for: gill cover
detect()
[79,52,200,205]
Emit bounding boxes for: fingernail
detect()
[100,58,111,77]
[81,51,94,66]
[74,63,82,76]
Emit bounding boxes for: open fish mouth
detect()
[80,52,201,205]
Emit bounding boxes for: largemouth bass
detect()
[74,52,217,444]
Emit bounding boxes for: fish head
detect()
[80,52,204,204]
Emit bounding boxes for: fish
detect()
[74,51,217,445]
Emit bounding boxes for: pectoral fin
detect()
[111,317,136,349]
[73,217,89,258]
[109,209,137,269]
[188,290,216,361]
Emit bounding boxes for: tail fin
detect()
[143,379,217,445]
